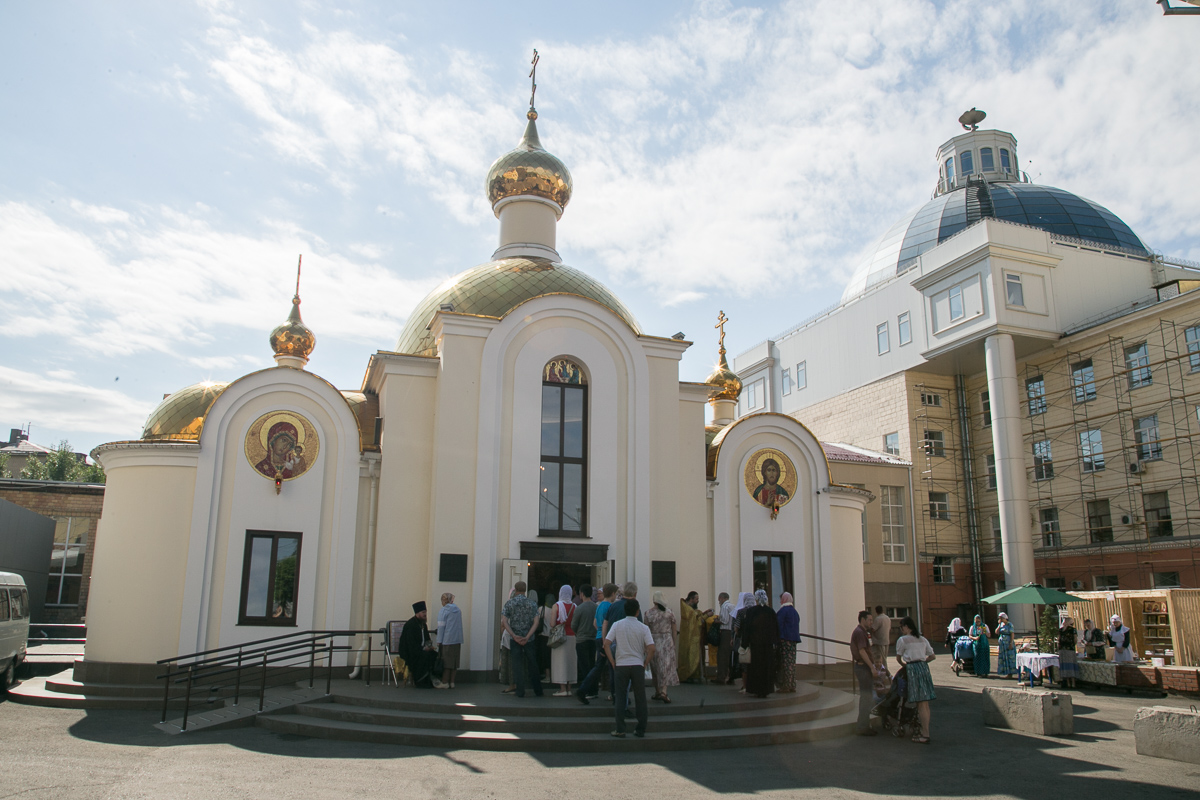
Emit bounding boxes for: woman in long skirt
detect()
[969,615,991,677]
[645,591,679,702]
[743,590,780,698]
[894,616,937,744]
[995,612,1017,677]
[776,592,801,692]
[550,585,578,696]
[1057,616,1079,688]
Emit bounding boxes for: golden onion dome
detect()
[270,294,316,361]
[395,256,641,356]
[141,381,230,441]
[485,110,572,212]
[705,361,743,401]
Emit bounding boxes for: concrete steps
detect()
[6,672,167,710]
[255,682,857,751]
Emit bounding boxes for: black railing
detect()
[156,629,384,731]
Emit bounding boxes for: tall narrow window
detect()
[1039,508,1061,547]
[796,361,806,390]
[1000,148,1011,172]
[1087,499,1113,543]
[1135,414,1162,461]
[1072,359,1096,403]
[877,322,890,355]
[980,147,995,172]
[1005,273,1024,307]
[1125,342,1152,389]
[881,486,906,563]
[239,531,301,626]
[1026,375,1046,415]
[980,391,991,427]
[897,312,912,346]
[1186,325,1200,371]
[945,157,955,185]
[949,284,964,321]
[883,432,900,456]
[960,151,974,175]
[1079,429,1105,473]
[989,515,1002,552]
[46,517,86,607]
[540,359,587,536]
[1144,491,1173,538]
[984,454,996,490]
[1033,439,1053,480]
[781,367,792,396]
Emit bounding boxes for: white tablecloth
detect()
[1016,652,1059,677]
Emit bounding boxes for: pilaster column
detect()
[985,333,1036,631]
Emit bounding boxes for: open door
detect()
[501,559,528,596]
[589,559,614,589]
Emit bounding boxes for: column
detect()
[985,333,1036,632]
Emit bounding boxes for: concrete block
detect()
[982,687,1073,736]
[1134,706,1200,764]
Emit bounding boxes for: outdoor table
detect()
[1016,652,1059,686]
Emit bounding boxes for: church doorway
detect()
[528,561,593,607]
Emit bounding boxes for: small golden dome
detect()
[270,295,316,362]
[485,110,573,212]
[706,361,743,401]
[142,381,230,441]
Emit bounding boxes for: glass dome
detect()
[842,183,1149,302]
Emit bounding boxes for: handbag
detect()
[707,623,722,647]
[737,645,751,664]
[547,623,567,649]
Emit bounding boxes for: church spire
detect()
[705,310,743,426]
[269,255,316,369]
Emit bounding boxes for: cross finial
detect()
[528,49,539,111]
[294,254,302,300]
[715,310,728,356]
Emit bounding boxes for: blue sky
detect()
[2,1,1198,457]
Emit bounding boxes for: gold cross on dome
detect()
[715,310,728,354]
[529,49,539,109]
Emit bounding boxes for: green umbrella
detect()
[981,582,1086,606]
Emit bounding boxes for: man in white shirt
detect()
[603,598,656,738]
[716,592,734,684]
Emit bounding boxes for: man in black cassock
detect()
[397,601,441,688]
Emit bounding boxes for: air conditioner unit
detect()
[1129,461,1144,474]
[1071,581,1084,590]
[1121,514,1132,525]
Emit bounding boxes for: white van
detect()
[0,572,30,691]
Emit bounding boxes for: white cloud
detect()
[0,365,153,437]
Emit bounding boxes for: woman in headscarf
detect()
[944,617,965,649]
[1082,618,1105,660]
[645,591,679,703]
[731,591,755,683]
[550,585,578,696]
[995,612,1016,678]
[499,587,517,693]
[969,614,991,677]
[742,589,780,698]
[1057,615,1079,688]
[776,592,801,692]
[1108,615,1134,663]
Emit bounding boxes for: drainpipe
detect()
[907,459,922,634]
[348,453,381,679]
[954,375,984,614]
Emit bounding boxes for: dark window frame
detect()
[539,375,589,538]
[238,530,302,627]
[752,551,794,602]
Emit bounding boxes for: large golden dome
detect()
[395,257,641,356]
[485,110,572,212]
[141,381,230,441]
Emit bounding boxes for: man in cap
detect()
[397,600,443,688]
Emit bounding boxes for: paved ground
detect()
[2,654,1198,800]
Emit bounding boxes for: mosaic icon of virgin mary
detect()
[245,411,319,481]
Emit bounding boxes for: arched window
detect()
[1000,148,1011,173]
[960,150,974,176]
[945,158,955,186]
[539,358,587,537]
[980,147,995,172]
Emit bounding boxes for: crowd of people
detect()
[851,606,936,744]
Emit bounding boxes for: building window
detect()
[928,492,950,521]
[1125,342,1152,389]
[1072,359,1096,403]
[960,150,974,176]
[1186,325,1200,371]
[924,430,945,457]
[1079,429,1105,473]
[1144,491,1173,538]
[1005,273,1025,308]
[898,312,911,346]
[744,377,765,411]
[1094,574,1119,591]
[877,322,890,355]
[984,454,996,490]
[46,517,86,607]
[1135,414,1162,461]
[540,360,588,537]
[980,147,995,172]
[883,432,900,456]
[885,606,911,619]
[1087,499,1113,543]
[948,284,964,321]
[1040,508,1061,547]
[881,486,906,563]
[1044,577,1066,590]
[1033,439,1053,480]
[989,514,1002,552]
[752,551,794,601]
[238,531,301,626]
[1153,571,1181,589]
[945,157,955,185]
[921,392,942,407]
[932,556,954,584]
[781,368,792,396]
[796,361,806,390]
[1026,375,1046,415]
[980,391,991,427]
[1000,148,1011,172]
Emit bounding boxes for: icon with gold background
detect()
[245,411,320,482]
[744,448,797,516]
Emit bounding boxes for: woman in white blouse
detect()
[894,616,937,744]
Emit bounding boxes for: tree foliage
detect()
[19,440,106,484]
[0,452,10,479]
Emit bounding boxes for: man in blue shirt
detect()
[501,581,543,698]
